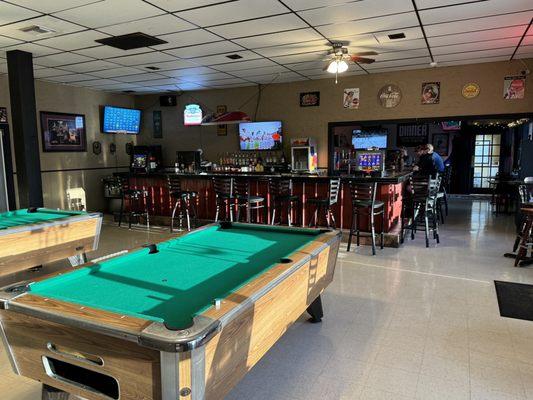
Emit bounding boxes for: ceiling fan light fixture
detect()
[337,60,349,73]
[327,60,349,74]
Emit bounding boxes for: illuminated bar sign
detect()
[184,104,202,126]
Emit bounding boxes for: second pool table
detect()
[0,222,341,400]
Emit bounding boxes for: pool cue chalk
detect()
[144,244,159,254]
[27,207,38,213]
[214,299,222,310]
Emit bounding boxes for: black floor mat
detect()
[494,280,533,321]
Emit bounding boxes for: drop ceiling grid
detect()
[0,0,528,91]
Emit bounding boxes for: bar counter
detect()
[119,170,412,246]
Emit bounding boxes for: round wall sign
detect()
[378,84,402,108]
[462,83,480,99]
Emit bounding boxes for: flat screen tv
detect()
[352,129,388,149]
[102,106,141,134]
[239,121,282,150]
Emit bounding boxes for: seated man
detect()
[413,144,444,177]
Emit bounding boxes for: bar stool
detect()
[214,177,235,222]
[436,165,451,223]
[514,207,533,267]
[346,182,384,255]
[118,176,150,229]
[404,174,440,247]
[168,175,198,232]
[270,178,299,226]
[234,178,266,223]
[307,178,340,228]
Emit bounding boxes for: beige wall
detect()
[136,58,533,167]
[0,74,135,211]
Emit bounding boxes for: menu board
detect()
[397,123,428,147]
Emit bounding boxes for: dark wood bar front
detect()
[119,171,411,246]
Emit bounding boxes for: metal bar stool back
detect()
[270,178,299,226]
[234,178,266,223]
[168,175,198,232]
[118,176,150,229]
[213,177,234,222]
[308,178,341,228]
[346,182,385,255]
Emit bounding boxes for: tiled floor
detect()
[2,199,533,400]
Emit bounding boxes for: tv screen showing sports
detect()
[352,130,388,149]
[102,106,141,134]
[239,121,282,150]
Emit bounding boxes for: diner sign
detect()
[397,123,429,147]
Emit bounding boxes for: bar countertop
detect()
[118,170,412,184]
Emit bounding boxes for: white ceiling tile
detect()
[34,68,75,78]
[271,50,325,64]
[251,71,306,83]
[147,84,184,91]
[89,66,145,78]
[434,47,515,62]
[368,64,432,73]
[0,16,85,41]
[43,73,98,83]
[179,71,234,82]
[176,0,289,27]
[163,41,244,59]
[522,36,533,46]
[209,14,308,39]
[516,44,533,54]
[173,82,207,90]
[437,55,511,67]
[154,29,223,50]
[428,26,528,47]
[98,14,195,36]
[371,27,425,44]
[213,58,278,71]
[0,43,60,58]
[285,60,326,71]
[191,50,261,66]
[106,51,176,66]
[57,60,120,73]
[113,72,167,82]
[35,30,110,51]
[254,40,329,58]
[137,77,181,86]
[298,0,414,26]
[233,28,324,49]
[282,0,360,11]
[0,2,41,26]
[209,82,256,89]
[53,0,164,28]
[72,78,119,86]
[142,59,200,70]
[7,0,105,13]
[204,77,251,85]
[365,56,431,69]
[372,48,429,61]
[420,0,533,25]
[432,37,521,55]
[317,12,420,38]
[232,65,291,77]
[73,45,147,58]
[305,69,366,79]
[34,52,95,67]
[161,67,218,77]
[0,35,22,48]
[424,11,533,36]
[415,0,482,9]
[147,0,223,12]
[93,82,139,90]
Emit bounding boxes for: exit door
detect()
[472,133,501,191]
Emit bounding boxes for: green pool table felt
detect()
[29,224,323,329]
[0,208,85,230]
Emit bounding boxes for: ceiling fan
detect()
[324,42,377,82]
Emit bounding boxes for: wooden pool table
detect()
[0,222,340,400]
[0,208,103,277]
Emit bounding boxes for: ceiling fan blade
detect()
[350,56,376,64]
[351,51,378,56]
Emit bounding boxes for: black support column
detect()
[7,50,43,208]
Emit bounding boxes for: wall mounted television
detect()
[102,106,142,134]
[352,129,388,149]
[239,121,282,151]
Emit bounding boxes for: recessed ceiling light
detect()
[226,54,243,60]
[145,66,161,71]
[96,32,167,50]
[19,25,57,35]
[388,33,406,40]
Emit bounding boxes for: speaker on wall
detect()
[159,95,177,107]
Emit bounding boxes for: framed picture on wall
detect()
[0,107,7,123]
[40,111,87,152]
[432,133,449,156]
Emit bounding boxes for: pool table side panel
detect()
[0,310,162,400]
[8,294,152,338]
[201,235,339,400]
[0,217,101,277]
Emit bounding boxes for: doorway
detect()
[472,133,501,191]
